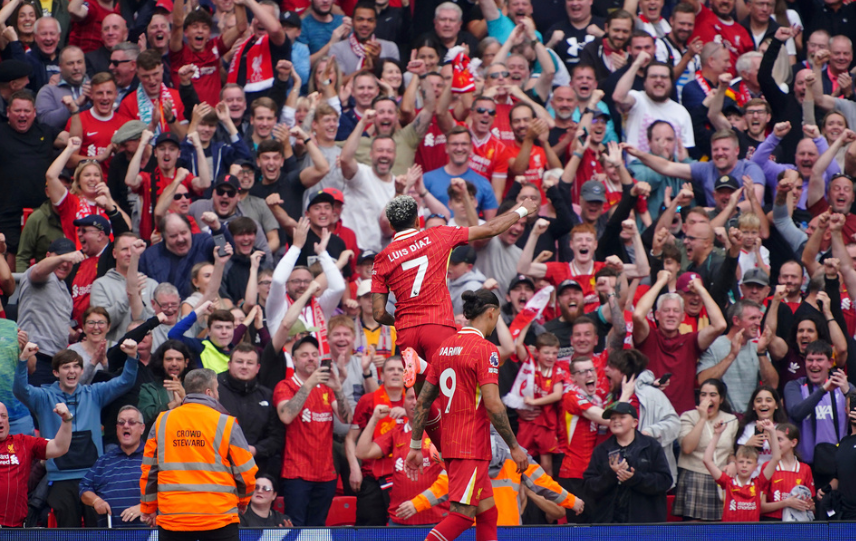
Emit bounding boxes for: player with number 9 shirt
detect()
[404,289,528,541]
[371,195,538,383]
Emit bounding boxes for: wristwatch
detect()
[62,413,74,423]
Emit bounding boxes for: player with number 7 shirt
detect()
[371,194,539,387]
[404,289,528,541]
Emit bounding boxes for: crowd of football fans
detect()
[1,0,856,528]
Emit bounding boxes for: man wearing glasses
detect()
[109,43,140,108]
[468,96,511,202]
[79,406,147,527]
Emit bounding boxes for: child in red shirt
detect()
[760,423,816,520]
[704,418,781,522]
[516,332,565,476]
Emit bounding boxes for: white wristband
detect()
[410,439,422,450]
[515,207,528,218]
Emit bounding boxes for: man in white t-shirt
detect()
[340,109,397,252]
[613,51,694,155]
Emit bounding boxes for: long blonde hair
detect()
[70,161,104,196]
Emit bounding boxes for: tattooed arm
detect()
[332,389,352,424]
[482,382,529,472]
[276,384,313,425]
[411,77,437,139]
[606,290,626,354]
[409,382,440,440]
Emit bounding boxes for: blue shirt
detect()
[79,442,145,528]
[689,160,766,206]
[423,167,498,215]
[298,14,344,54]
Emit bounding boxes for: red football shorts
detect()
[396,324,458,365]
[517,421,559,456]
[446,458,493,506]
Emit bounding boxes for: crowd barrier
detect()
[4,523,855,541]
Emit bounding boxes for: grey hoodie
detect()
[448,268,487,315]
[634,369,681,488]
[90,269,158,343]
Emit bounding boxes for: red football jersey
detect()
[376,424,448,525]
[717,470,770,522]
[543,261,606,311]
[65,109,129,175]
[529,364,567,430]
[0,434,48,527]
[281,0,309,14]
[273,375,337,482]
[691,6,753,75]
[118,87,186,127]
[415,112,465,174]
[491,102,514,143]
[558,382,600,479]
[503,142,547,200]
[351,388,405,479]
[371,226,469,330]
[169,37,229,107]
[762,460,815,520]
[603,178,648,214]
[68,0,120,53]
[469,132,509,187]
[71,256,98,326]
[425,328,500,460]
[133,168,198,241]
[55,191,109,249]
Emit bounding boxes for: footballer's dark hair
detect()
[461,289,500,320]
[385,195,419,232]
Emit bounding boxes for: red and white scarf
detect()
[733,80,753,106]
[694,71,714,96]
[288,293,330,357]
[227,34,274,93]
[348,32,371,71]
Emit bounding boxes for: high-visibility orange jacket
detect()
[140,394,258,531]
[412,460,577,525]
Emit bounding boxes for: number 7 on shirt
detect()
[401,256,429,298]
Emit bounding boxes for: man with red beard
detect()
[633,270,726,414]
[544,280,586,362]
[65,72,129,173]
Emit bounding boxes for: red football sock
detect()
[427,511,472,541]
[475,505,498,541]
[425,402,442,450]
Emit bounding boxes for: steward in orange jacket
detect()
[140,368,257,539]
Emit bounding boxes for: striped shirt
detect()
[78,443,145,528]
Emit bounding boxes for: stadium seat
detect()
[325,496,356,527]
[47,509,56,528]
[666,494,681,522]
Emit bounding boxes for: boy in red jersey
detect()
[704,418,781,522]
[371,194,538,380]
[404,289,528,541]
[64,73,129,173]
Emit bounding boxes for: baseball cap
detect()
[507,274,535,293]
[450,245,477,265]
[742,268,770,287]
[73,214,111,234]
[676,272,701,293]
[356,280,372,297]
[111,120,148,144]
[602,401,638,420]
[558,279,583,294]
[357,250,377,265]
[713,174,740,192]
[293,335,321,352]
[280,10,301,28]
[322,187,345,204]
[213,174,241,191]
[155,132,181,148]
[288,320,321,338]
[723,104,744,117]
[580,180,607,203]
[234,158,257,171]
[307,190,336,208]
[47,237,77,256]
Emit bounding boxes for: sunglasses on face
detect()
[254,485,274,492]
[488,71,510,79]
[215,187,238,197]
[117,419,142,426]
[473,107,496,116]
[109,59,132,66]
[173,193,191,201]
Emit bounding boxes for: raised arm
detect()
[806,51,836,111]
[829,214,856,303]
[46,137,81,204]
[702,420,726,480]
[468,198,538,241]
[125,130,154,190]
[341,110,373,180]
[272,281,321,351]
[613,53,649,113]
[237,0,285,46]
[515,218,549,279]
[44,403,73,458]
[621,143,692,180]
[707,73,734,132]
[633,270,670,344]
[693,274,727,350]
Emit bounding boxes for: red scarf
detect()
[227,34,274,93]
[287,293,330,356]
[694,71,713,96]
[734,81,752,106]
[348,32,370,70]
[372,386,398,439]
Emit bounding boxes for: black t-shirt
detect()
[548,17,605,70]
[239,507,291,527]
[835,433,856,519]
[0,122,60,246]
[296,229,351,278]
[248,156,304,247]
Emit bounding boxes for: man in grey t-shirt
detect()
[17,238,83,386]
[329,3,399,76]
[697,299,779,412]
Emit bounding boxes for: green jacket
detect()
[138,380,171,426]
[16,200,63,272]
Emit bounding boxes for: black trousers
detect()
[158,523,239,541]
[46,479,98,528]
[557,477,593,524]
[355,475,390,526]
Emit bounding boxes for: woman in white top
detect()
[74,306,116,384]
[735,385,788,477]
[673,378,739,521]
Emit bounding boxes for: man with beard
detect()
[330,1,399,76]
[698,299,779,412]
[35,46,90,131]
[579,10,633,82]
[690,0,753,73]
[655,2,702,102]
[633,271,727,413]
[299,0,346,58]
[753,121,839,209]
[546,0,604,70]
[341,110,399,252]
[740,268,770,304]
[468,96,512,201]
[628,120,692,221]
[504,179,575,261]
[85,14,127,77]
[544,280,586,362]
[683,221,741,307]
[613,53,694,156]
[624,129,765,207]
[680,42,730,157]
[65,73,128,173]
[507,103,563,199]
[118,49,187,139]
[548,85,578,160]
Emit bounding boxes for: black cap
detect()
[742,268,770,287]
[723,103,744,117]
[73,214,111,234]
[580,180,607,203]
[357,250,377,265]
[293,334,320,353]
[213,174,241,191]
[713,174,740,192]
[0,60,33,83]
[507,274,535,293]
[602,402,638,420]
[280,10,301,28]
[450,245,477,265]
[307,190,336,208]
[558,279,583,294]
[234,158,257,171]
[154,132,181,148]
[47,237,77,256]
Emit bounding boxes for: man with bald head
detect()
[36,46,89,130]
[85,14,128,77]
[683,220,742,308]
